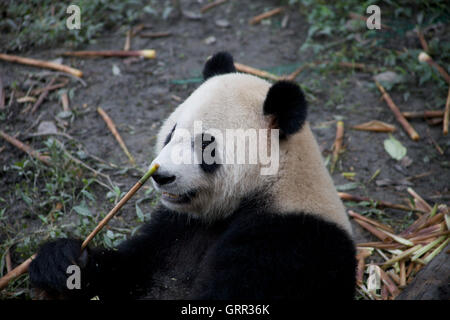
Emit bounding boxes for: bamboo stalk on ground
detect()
[379,269,400,297]
[60,92,70,111]
[357,242,403,250]
[348,210,394,233]
[354,219,390,242]
[330,120,344,173]
[200,0,227,13]
[0,53,83,78]
[399,261,406,288]
[375,81,419,141]
[418,52,450,84]
[249,7,284,25]
[407,187,433,212]
[382,245,423,267]
[0,130,51,165]
[97,107,136,166]
[234,62,281,81]
[402,110,444,119]
[0,164,159,291]
[63,50,156,59]
[444,87,450,135]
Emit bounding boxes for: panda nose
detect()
[152,172,176,186]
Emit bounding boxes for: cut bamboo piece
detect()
[407,187,433,213]
[348,210,394,233]
[330,120,344,173]
[0,53,83,78]
[249,7,284,25]
[375,81,419,141]
[423,237,449,264]
[97,107,136,166]
[357,242,402,250]
[377,229,414,247]
[399,261,406,287]
[382,245,423,267]
[402,110,444,119]
[63,50,156,59]
[418,52,450,84]
[60,92,70,111]
[354,219,390,242]
[234,62,281,81]
[411,236,447,261]
[444,87,450,135]
[379,268,400,297]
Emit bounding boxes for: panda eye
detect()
[202,134,215,153]
[164,124,176,146]
[195,133,219,173]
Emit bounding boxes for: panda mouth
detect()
[161,190,196,204]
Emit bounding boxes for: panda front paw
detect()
[29,238,88,298]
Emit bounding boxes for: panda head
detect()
[150,52,314,221]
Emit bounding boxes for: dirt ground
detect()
[0,0,449,299]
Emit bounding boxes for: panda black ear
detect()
[202,52,236,80]
[263,81,308,138]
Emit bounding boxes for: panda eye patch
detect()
[164,124,176,146]
[194,133,219,173]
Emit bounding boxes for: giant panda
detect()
[29,52,356,300]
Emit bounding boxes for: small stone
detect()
[204,36,216,45]
[215,19,230,28]
[37,121,57,134]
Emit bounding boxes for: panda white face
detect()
[150,73,275,220]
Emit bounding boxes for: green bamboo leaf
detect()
[384,135,406,161]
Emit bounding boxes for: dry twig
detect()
[416,28,429,52]
[0,130,51,165]
[30,78,56,114]
[200,0,227,13]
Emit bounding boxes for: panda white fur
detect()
[29,52,356,299]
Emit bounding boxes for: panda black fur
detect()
[29,52,356,300]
